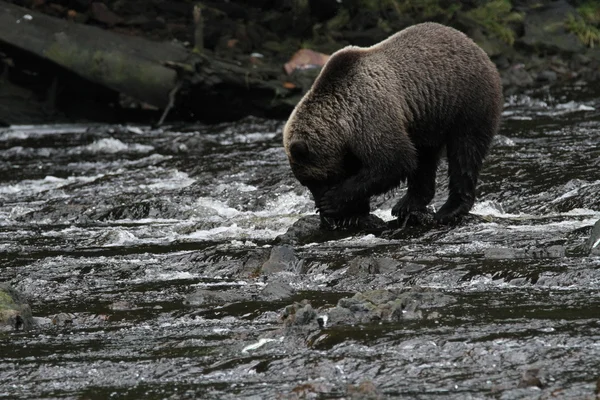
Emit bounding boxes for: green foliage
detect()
[464,0,523,46]
[565,1,600,47]
[577,1,600,25]
[565,13,600,48]
[348,0,460,21]
[326,7,351,31]
[397,0,461,20]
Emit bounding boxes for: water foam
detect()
[140,171,195,190]
[78,138,154,154]
[0,174,104,195]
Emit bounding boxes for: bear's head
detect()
[283,110,361,208]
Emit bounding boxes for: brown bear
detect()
[283,22,503,224]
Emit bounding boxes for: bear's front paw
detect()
[434,204,468,225]
[391,195,427,220]
[318,186,346,217]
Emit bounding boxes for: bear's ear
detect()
[289,140,310,162]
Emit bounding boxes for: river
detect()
[1,85,599,399]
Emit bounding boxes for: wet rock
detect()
[546,180,600,212]
[517,368,545,389]
[261,245,302,274]
[485,245,565,259]
[587,219,600,256]
[347,256,402,276]
[185,288,251,306]
[239,248,271,278]
[16,201,89,224]
[260,280,294,301]
[520,1,585,54]
[485,247,519,259]
[280,300,317,327]
[275,215,319,244]
[347,380,383,400]
[0,284,33,331]
[276,214,389,245]
[327,287,455,326]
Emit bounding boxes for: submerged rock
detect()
[0,284,33,331]
[260,279,295,301]
[327,287,454,325]
[275,287,455,330]
[185,287,257,306]
[484,245,565,259]
[347,256,402,276]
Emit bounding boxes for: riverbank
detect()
[2,0,600,124]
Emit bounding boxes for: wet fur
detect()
[283,22,503,224]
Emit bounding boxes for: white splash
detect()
[0,174,103,195]
[80,138,154,154]
[140,171,195,190]
[241,338,278,353]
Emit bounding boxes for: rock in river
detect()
[0,283,33,331]
[588,219,600,256]
[327,287,455,325]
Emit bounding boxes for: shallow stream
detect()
[1,85,599,399]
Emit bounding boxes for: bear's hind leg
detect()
[435,127,493,224]
[392,146,441,220]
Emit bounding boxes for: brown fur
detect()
[283,22,503,223]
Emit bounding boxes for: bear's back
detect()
[377,23,502,137]
[309,22,502,144]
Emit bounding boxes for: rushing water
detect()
[1,86,600,399]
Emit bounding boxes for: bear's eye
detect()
[289,140,310,163]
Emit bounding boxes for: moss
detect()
[577,1,600,25]
[565,13,600,48]
[463,0,523,46]
[566,1,600,48]
[0,291,15,308]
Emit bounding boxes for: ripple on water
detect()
[0,96,599,399]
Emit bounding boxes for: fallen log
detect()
[0,1,186,109]
[0,1,301,123]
